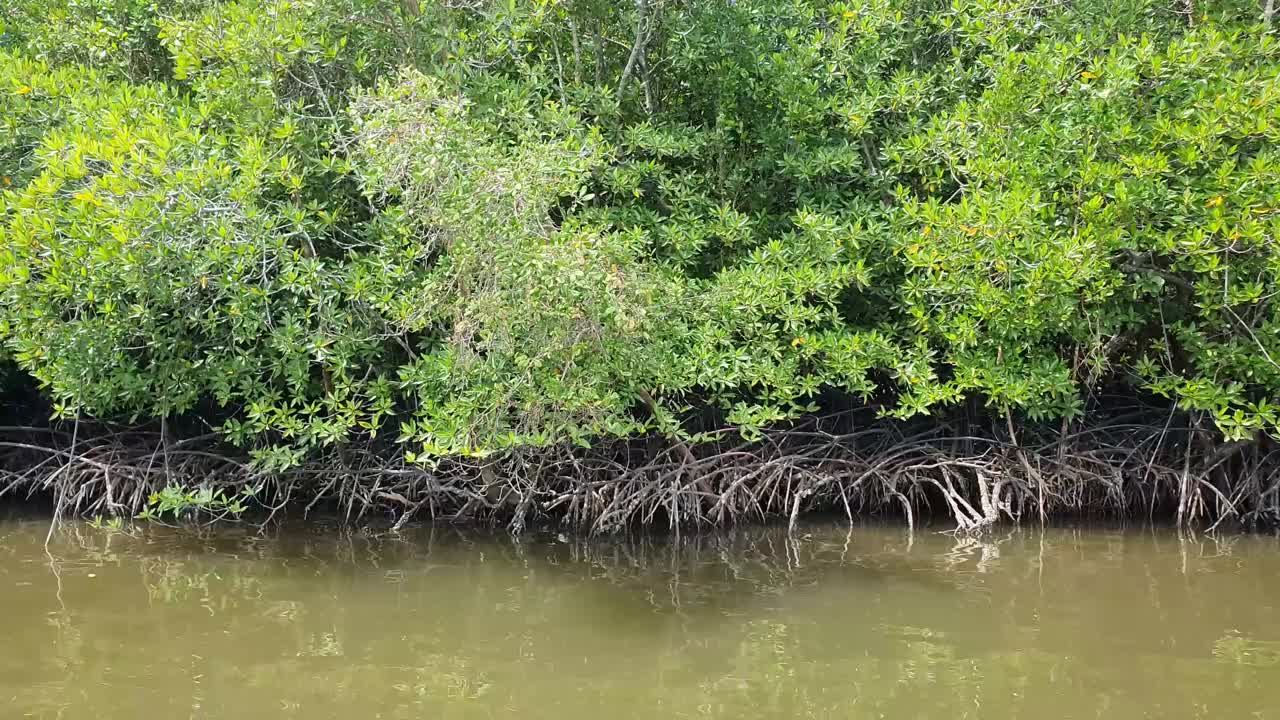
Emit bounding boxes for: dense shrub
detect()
[0,0,197,80]
[894,26,1280,434]
[0,0,1277,477]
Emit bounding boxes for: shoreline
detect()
[4,407,1277,533]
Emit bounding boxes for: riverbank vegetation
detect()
[1,0,1279,531]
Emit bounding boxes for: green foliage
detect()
[0,50,119,188]
[137,484,255,521]
[0,0,206,81]
[895,26,1280,433]
[350,71,691,453]
[1,0,1278,467]
[87,514,125,531]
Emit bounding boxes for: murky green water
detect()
[3,518,1279,719]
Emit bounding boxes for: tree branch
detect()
[616,0,651,106]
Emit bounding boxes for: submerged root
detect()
[2,408,1278,533]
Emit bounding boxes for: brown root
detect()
[2,408,1277,533]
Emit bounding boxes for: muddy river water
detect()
[2,517,1278,719]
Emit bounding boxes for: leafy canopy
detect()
[0,0,1277,465]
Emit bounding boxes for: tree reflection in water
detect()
[3,518,1279,719]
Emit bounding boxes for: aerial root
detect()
[2,410,1277,533]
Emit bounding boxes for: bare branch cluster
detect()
[5,406,1277,533]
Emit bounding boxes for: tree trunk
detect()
[569,16,583,85]
[594,20,605,86]
[616,0,650,106]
